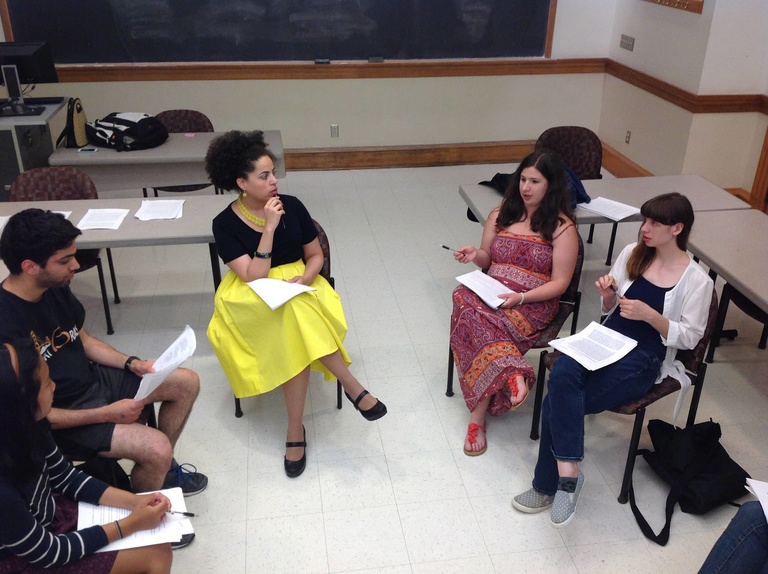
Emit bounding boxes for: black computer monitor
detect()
[0,41,58,117]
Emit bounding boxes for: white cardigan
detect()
[601,243,714,419]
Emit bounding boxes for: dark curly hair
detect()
[496,149,574,241]
[204,130,274,191]
[0,209,81,275]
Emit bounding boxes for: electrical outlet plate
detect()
[330,124,339,138]
[625,131,631,144]
[620,34,635,52]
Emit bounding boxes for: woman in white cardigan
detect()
[512,192,714,528]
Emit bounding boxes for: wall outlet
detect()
[625,130,632,144]
[620,34,635,52]
[330,124,339,138]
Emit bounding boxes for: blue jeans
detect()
[699,501,768,574]
[532,347,661,495]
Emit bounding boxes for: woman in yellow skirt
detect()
[205,131,387,478]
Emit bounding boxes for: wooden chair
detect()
[530,290,719,504]
[145,109,220,197]
[233,219,343,417]
[9,167,120,334]
[446,234,584,398]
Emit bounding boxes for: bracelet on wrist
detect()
[519,292,525,306]
[114,520,124,539]
[254,251,272,259]
[124,356,139,373]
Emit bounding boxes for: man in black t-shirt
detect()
[0,209,207,498]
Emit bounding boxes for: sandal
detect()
[509,376,530,411]
[463,422,487,456]
[344,390,387,421]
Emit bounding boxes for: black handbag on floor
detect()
[628,419,749,546]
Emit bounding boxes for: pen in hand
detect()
[167,510,195,517]
[440,244,457,252]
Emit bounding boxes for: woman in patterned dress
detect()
[451,150,579,455]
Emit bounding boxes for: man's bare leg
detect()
[143,368,199,448]
[103,423,172,492]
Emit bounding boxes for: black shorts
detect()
[51,365,141,458]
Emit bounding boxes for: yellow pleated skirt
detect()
[207,259,350,398]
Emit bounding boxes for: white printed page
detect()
[76,209,130,230]
[247,278,316,310]
[134,326,196,400]
[134,200,185,221]
[455,269,514,309]
[549,321,638,371]
[77,488,190,552]
[746,478,768,523]
[578,197,641,221]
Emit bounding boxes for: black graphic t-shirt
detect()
[0,284,92,407]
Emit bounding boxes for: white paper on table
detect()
[134,326,196,401]
[134,200,185,221]
[578,197,641,221]
[549,321,638,371]
[455,269,514,309]
[77,487,192,552]
[247,278,316,310]
[746,478,768,523]
[76,209,130,230]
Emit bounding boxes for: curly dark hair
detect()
[204,130,274,191]
[496,149,574,241]
[0,209,81,275]
[0,338,48,485]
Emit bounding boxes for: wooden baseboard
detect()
[285,141,536,171]
[601,143,654,178]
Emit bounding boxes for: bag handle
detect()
[628,441,717,546]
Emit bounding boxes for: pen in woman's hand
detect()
[440,244,457,252]
[167,510,195,517]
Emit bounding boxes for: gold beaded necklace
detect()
[236,194,266,227]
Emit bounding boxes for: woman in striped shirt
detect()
[0,339,172,573]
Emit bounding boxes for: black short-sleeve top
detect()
[212,195,318,266]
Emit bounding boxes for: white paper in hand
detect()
[549,321,637,371]
[247,278,316,310]
[455,269,514,309]
[134,326,196,400]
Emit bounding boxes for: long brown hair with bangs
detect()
[626,192,694,280]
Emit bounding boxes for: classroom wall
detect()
[600,0,767,190]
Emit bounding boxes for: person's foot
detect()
[171,533,195,550]
[163,459,208,497]
[284,425,307,478]
[509,375,529,410]
[512,487,554,513]
[463,422,487,456]
[551,472,584,528]
[344,390,387,421]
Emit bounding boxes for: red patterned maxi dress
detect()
[450,227,569,415]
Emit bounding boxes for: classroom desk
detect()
[460,174,750,265]
[48,130,285,191]
[0,195,234,289]
[686,210,768,362]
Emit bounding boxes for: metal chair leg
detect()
[587,223,595,244]
[446,346,455,397]
[105,248,120,304]
[337,380,342,409]
[618,408,646,504]
[94,257,114,335]
[234,396,243,418]
[530,350,548,440]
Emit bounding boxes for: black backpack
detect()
[86,112,169,152]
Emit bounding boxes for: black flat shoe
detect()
[345,390,387,422]
[284,425,307,478]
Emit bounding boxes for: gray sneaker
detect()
[512,487,555,513]
[550,472,584,528]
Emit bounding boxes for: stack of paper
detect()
[135,200,185,221]
[549,321,638,370]
[455,269,514,309]
[134,325,197,401]
[77,209,130,230]
[78,487,193,552]
[579,197,641,221]
[247,278,316,310]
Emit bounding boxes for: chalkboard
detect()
[5,0,551,64]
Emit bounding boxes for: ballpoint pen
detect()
[440,244,457,252]
[167,510,195,517]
